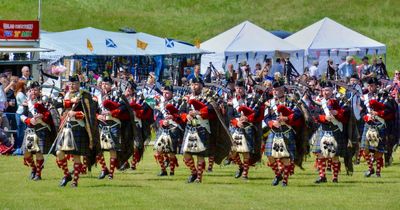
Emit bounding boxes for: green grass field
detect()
[0,148,399,210]
[1,0,400,74]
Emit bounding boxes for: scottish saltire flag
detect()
[165,38,175,48]
[106,38,117,48]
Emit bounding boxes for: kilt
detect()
[155,126,182,154]
[22,126,52,154]
[264,127,295,159]
[100,120,122,151]
[230,125,256,153]
[56,122,90,156]
[311,124,346,157]
[360,123,386,153]
[182,125,209,157]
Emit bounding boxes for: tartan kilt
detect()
[182,125,209,157]
[311,125,347,157]
[155,126,182,154]
[360,124,386,153]
[230,125,256,153]
[22,127,52,154]
[99,120,122,151]
[58,125,90,156]
[264,127,296,159]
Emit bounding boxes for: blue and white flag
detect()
[165,38,175,48]
[106,38,117,48]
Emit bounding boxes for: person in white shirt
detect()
[309,61,320,79]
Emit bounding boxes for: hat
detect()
[102,75,113,83]
[235,79,245,87]
[69,75,79,82]
[350,74,359,80]
[190,76,204,86]
[28,81,40,89]
[163,85,173,92]
[367,77,379,85]
[362,56,369,61]
[272,80,284,88]
[320,81,334,88]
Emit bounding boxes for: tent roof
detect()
[201,21,303,56]
[40,27,205,60]
[285,17,386,55]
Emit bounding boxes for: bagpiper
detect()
[227,79,265,180]
[361,77,395,177]
[20,81,56,181]
[311,81,348,183]
[153,84,184,176]
[55,75,99,187]
[181,77,211,183]
[96,75,125,180]
[264,81,300,186]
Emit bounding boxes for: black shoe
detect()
[327,167,332,172]
[272,175,283,186]
[332,178,338,183]
[158,170,168,176]
[98,170,109,179]
[376,173,381,178]
[71,182,78,188]
[223,159,231,166]
[315,176,327,184]
[187,174,197,183]
[207,168,213,173]
[170,171,175,176]
[242,175,249,180]
[130,165,136,170]
[235,168,243,179]
[59,175,72,187]
[30,170,36,180]
[364,169,375,177]
[108,175,114,180]
[119,162,130,171]
[282,182,288,187]
[33,175,41,181]
[194,178,202,183]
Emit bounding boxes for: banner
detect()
[0,20,39,40]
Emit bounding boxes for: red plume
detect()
[165,104,179,115]
[327,99,340,110]
[188,99,207,111]
[277,104,293,116]
[103,100,120,111]
[34,103,46,113]
[238,106,254,117]
[369,99,385,111]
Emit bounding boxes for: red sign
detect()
[0,20,39,40]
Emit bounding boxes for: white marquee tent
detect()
[200,20,304,74]
[40,27,206,61]
[285,17,386,75]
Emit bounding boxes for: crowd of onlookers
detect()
[0,66,31,155]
